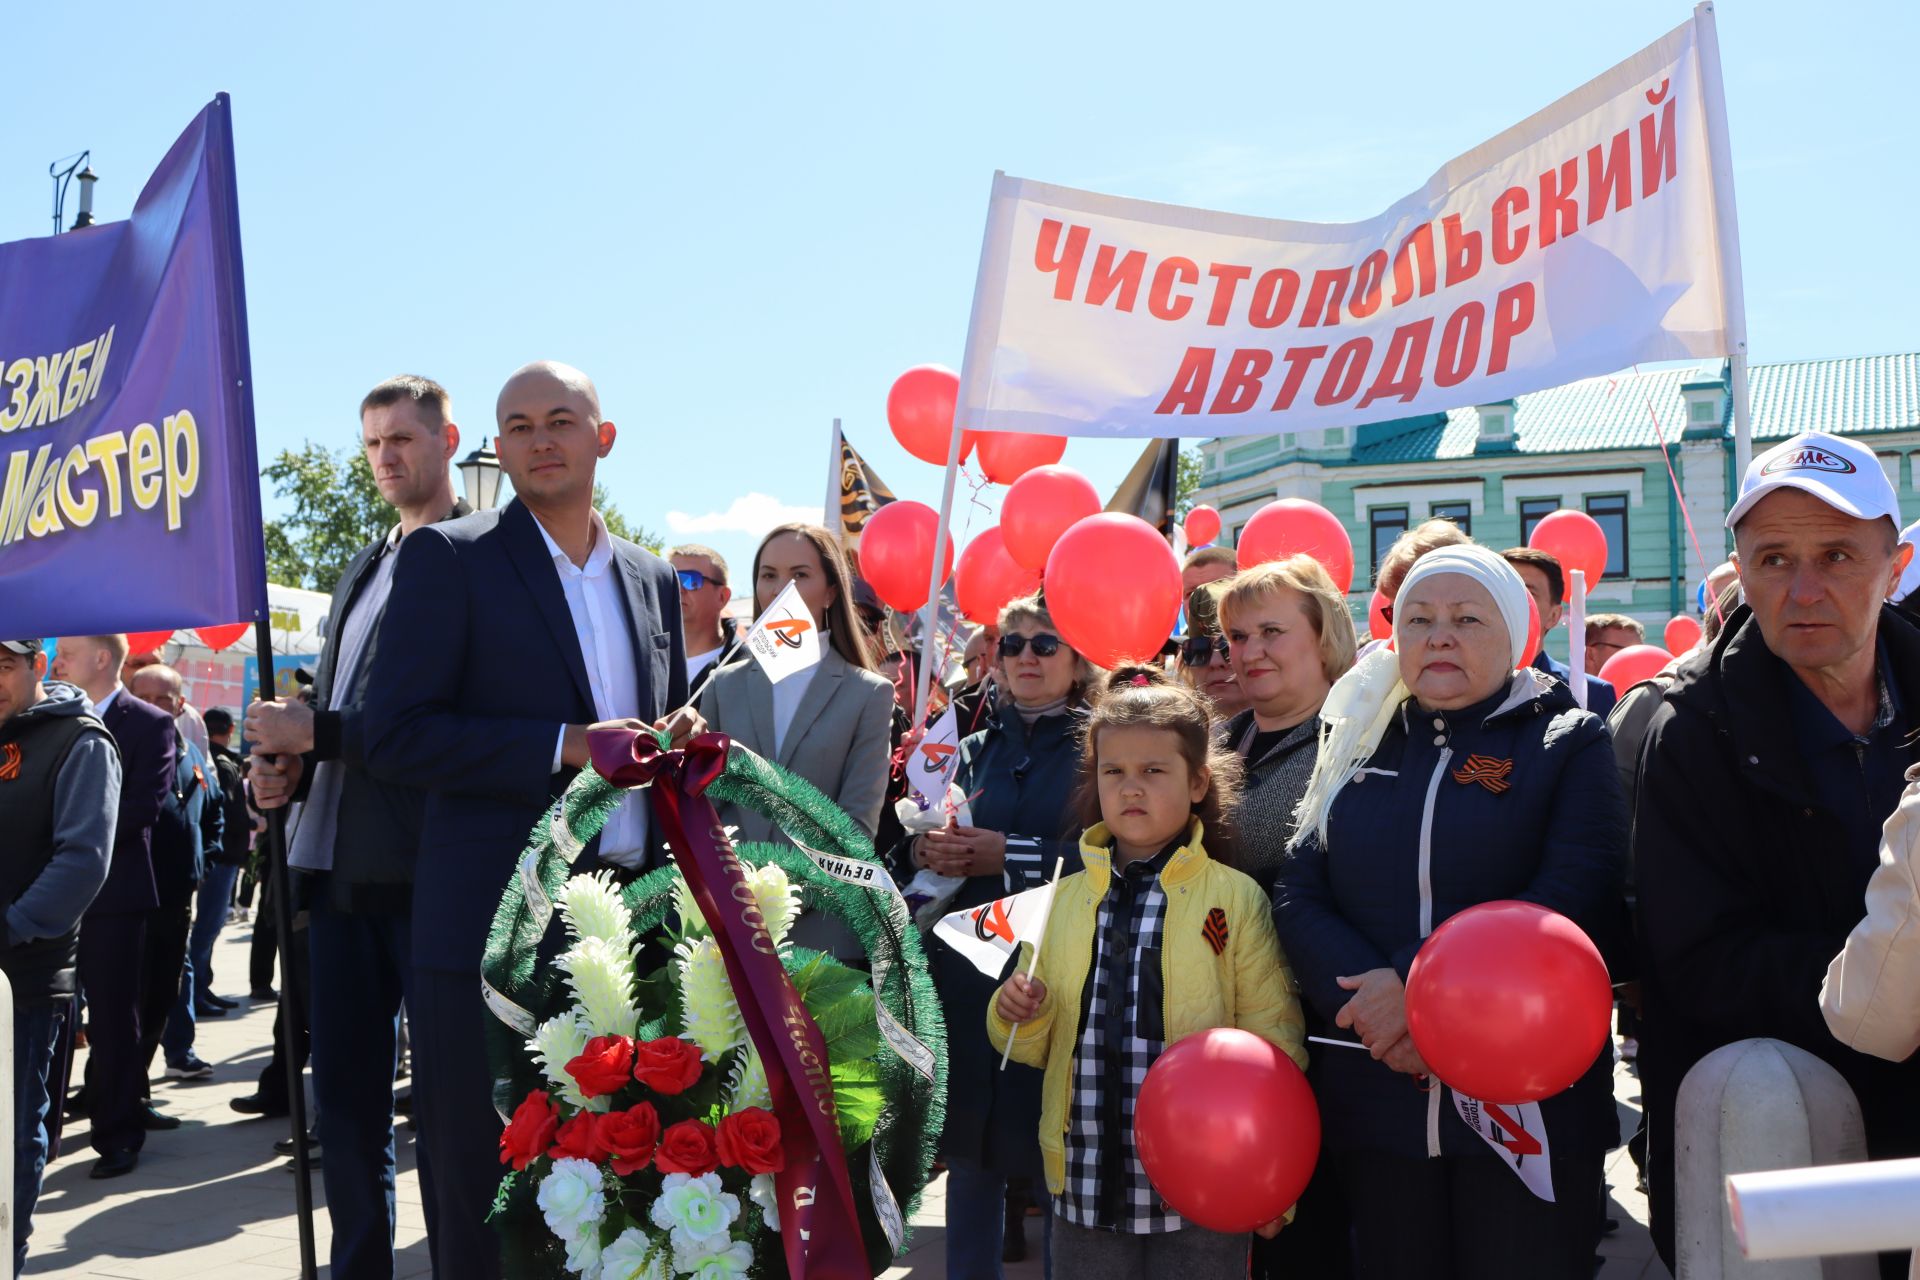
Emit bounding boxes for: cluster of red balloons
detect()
[857,501,954,613]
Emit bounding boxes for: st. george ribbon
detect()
[587,728,869,1279]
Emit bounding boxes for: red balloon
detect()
[1367,589,1392,641]
[954,526,1041,625]
[1237,499,1355,593]
[1406,900,1613,1104]
[856,501,954,613]
[197,622,249,652]
[126,630,175,656]
[1183,505,1222,547]
[1663,615,1703,654]
[886,365,978,466]
[1043,513,1182,669]
[1598,643,1673,692]
[974,430,1066,485]
[1134,1028,1321,1233]
[1001,465,1102,572]
[1528,509,1609,589]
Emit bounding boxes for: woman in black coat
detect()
[913,594,1095,1279]
[1273,545,1627,1280]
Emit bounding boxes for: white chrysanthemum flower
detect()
[556,870,633,946]
[559,936,639,1040]
[746,863,802,948]
[673,1237,754,1279]
[724,1045,772,1114]
[647,1171,741,1258]
[671,868,710,939]
[563,1223,603,1278]
[676,936,743,1059]
[528,1012,596,1110]
[537,1157,607,1241]
[599,1228,670,1280]
[748,1173,780,1232]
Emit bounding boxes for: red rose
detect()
[631,1036,705,1096]
[596,1102,663,1176]
[498,1090,559,1170]
[549,1110,607,1163]
[715,1106,786,1175]
[565,1035,636,1099]
[654,1118,719,1175]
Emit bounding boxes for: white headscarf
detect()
[1290,545,1533,848]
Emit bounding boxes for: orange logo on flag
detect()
[918,742,957,773]
[971,899,1015,944]
[1483,1102,1543,1157]
[0,743,20,781]
[764,618,812,649]
[1452,755,1513,794]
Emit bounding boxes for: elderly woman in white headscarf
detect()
[1271,544,1628,1280]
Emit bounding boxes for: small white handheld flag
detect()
[933,880,1057,979]
[1452,1092,1555,1202]
[742,579,822,685]
[904,706,962,808]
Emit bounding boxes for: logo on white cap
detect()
[1761,447,1856,477]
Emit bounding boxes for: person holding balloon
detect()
[988,666,1307,1280]
[915,593,1097,1278]
[1273,544,1628,1280]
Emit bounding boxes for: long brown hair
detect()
[752,523,876,672]
[1073,664,1246,867]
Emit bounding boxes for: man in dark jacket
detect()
[186,707,250,1015]
[0,639,120,1270]
[1635,430,1920,1278]
[1502,547,1618,716]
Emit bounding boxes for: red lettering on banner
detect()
[1087,245,1146,311]
[1155,347,1214,415]
[1347,250,1390,319]
[1248,268,1301,329]
[1492,187,1530,265]
[1301,268,1351,327]
[1035,220,1089,300]
[1209,348,1273,414]
[1434,302,1484,388]
[1441,214,1481,287]
[1587,128,1634,225]
[1488,282,1536,376]
[1640,95,1677,198]
[1149,257,1199,321]
[1538,158,1579,247]
[1205,263,1252,326]
[1390,223,1437,306]
[1358,318,1434,408]
[1269,346,1327,411]
[1313,337,1372,406]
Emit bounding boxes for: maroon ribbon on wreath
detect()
[588,728,869,1280]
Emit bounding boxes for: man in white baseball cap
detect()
[1632,428,1920,1276]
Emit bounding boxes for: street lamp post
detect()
[458,437,503,511]
[49,151,96,234]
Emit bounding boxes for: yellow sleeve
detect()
[985,940,1056,1069]
[1232,882,1309,1072]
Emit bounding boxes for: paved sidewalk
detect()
[26,919,1669,1278]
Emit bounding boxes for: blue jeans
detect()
[14,1000,66,1274]
[945,1157,1052,1280]
[189,863,240,1004]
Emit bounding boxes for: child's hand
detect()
[1255,1216,1288,1240]
[996,973,1048,1023]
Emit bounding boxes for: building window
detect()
[1430,500,1472,536]
[1369,506,1409,578]
[1518,498,1559,545]
[1584,493,1630,578]
[1689,399,1716,424]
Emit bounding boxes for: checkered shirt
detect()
[1058,846,1181,1233]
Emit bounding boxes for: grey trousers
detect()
[1052,1215,1249,1280]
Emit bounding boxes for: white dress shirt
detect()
[537,511,650,867]
[89,684,123,719]
[687,645,726,684]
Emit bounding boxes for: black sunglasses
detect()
[998,632,1063,658]
[675,569,722,591]
[1180,634,1231,667]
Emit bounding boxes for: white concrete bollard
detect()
[1675,1038,1872,1279]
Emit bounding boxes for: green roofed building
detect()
[1191,353,1920,664]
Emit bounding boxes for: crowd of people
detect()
[3,356,1918,1280]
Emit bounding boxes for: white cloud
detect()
[665,493,821,538]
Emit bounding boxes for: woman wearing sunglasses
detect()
[1177,586,1249,719]
[912,593,1099,1277]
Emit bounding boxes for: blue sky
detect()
[6,1,1916,582]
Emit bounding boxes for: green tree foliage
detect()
[593,483,663,553]
[262,444,389,593]
[1175,442,1205,517]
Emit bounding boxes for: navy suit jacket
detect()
[364,498,689,972]
[88,692,176,916]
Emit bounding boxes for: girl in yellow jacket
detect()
[989,665,1309,1279]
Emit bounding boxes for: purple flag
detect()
[0,95,266,638]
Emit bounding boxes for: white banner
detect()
[1453,1092,1555,1202]
[903,705,962,808]
[955,7,1738,440]
[741,579,821,685]
[933,881,1057,979]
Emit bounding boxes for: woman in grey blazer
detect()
[697,522,895,846]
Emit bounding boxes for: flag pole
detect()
[825,418,844,543]
[1000,856,1067,1069]
[1695,0,1753,478]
